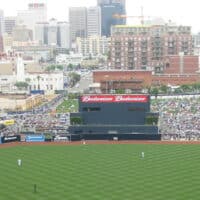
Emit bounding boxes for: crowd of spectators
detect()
[0,94,69,137]
[1,94,200,141]
[151,95,200,141]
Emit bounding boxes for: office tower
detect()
[69,7,87,44]
[35,22,48,45]
[12,25,33,42]
[0,10,5,35]
[17,2,47,39]
[4,17,17,35]
[57,22,70,49]
[97,0,126,36]
[87,6,101,37]
[35,20,70,48]
[47,18,57,46]
[98,0,126,8]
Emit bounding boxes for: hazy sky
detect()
[1,0,200,33]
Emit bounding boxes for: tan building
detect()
[2,33,13,52]
[12,25,33,42]
[0,94,45,111]
[76,36,110,56]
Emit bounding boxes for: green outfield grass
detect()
[56,99,78,113]
[0,144,200,200]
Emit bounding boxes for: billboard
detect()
[81,95,148,103]
[26,135,45,142]
[30,90,44,95]
[0,119,15,126]
[1,135,20,143]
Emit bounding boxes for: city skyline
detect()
[0,0,200,33]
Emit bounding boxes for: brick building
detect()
[93,70,152,93]
[152,74,200,86]
[164,55,199,74]
[93,70,200,93]
[110,25,193,71]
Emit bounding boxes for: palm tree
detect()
[36,75,41,90]
[25,78,31,91]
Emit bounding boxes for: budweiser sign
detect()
[81,95,148,103]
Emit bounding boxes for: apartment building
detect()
[76,35,110,56]
[110,25,193,72]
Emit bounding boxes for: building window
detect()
[82,107,101,112]
[128,107,146,111]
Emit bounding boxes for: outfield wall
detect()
[70,133,161,141]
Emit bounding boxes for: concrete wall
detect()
[68,124,158,135]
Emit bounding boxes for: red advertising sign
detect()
[81,95,148,103]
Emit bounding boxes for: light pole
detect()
[104,75,109,94]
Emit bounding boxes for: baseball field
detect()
[0,141,200,200]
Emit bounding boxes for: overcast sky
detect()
[1,0,200,33]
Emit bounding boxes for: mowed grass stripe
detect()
[0,144,200,200]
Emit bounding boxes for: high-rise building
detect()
[47,18,57,46]
[0,10,5,52]
[57,22,70,49]
[35,22,48,45]
[12,25,33,42]
[0,10,5,35]
[17,2,47,39]
[110,25,193,71]
[87,7,101,37]
[97,0,126,36]
[69,7,87,44]
[4,17,17,35]
[35,20,70,48]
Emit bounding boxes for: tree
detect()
[68,72,81,87]
[67,63,74,70]
[180,84,190,92]
[159,85,168,94]
[36,75,41,90]
[150,87,159,98]
[14,82,29,90]
[56,65,63,71]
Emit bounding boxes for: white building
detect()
[87,7,101,37]
[56,53,83,65]
[0,58,64,93]
[57,22,70,49]
[76,36,110,56]
[47,18,57,46]
[35,20,70,48]
[16,57,25,82]
[28,72,64,91]
[35,22,48,45]
[17,2,47,39]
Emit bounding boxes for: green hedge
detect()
[145,115,158,125]
[70,117,83,125]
